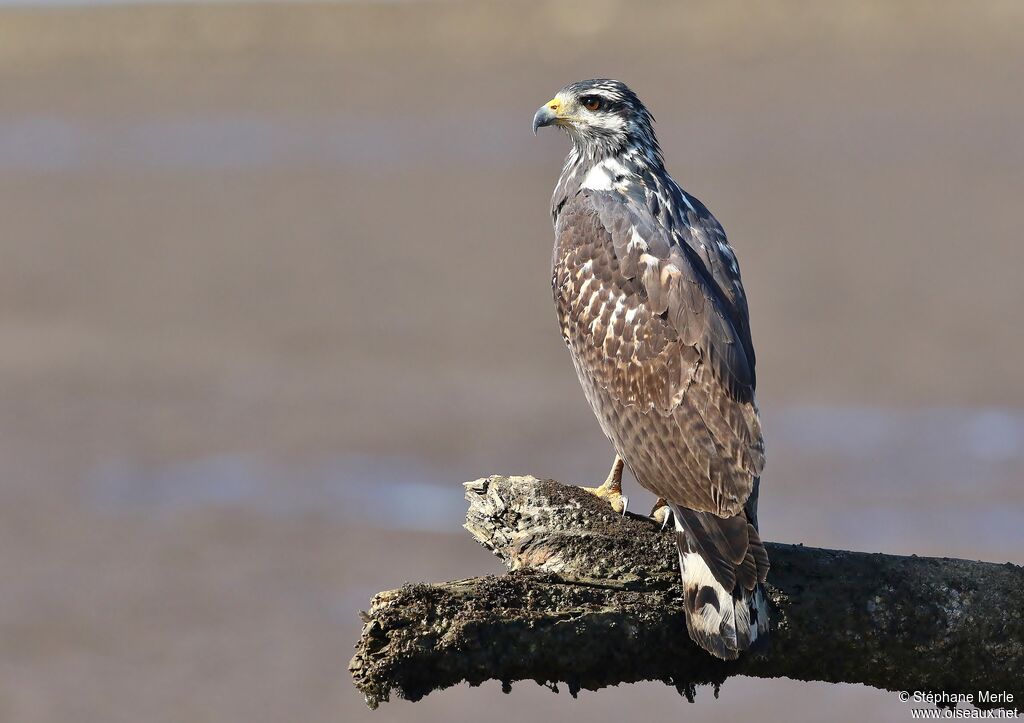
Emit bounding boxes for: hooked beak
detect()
[532,97,562,135]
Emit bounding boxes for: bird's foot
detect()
[651,497,672,529]
[582,479,628,515]
[582,455,627,515]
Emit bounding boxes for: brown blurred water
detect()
[0,2,1022,721]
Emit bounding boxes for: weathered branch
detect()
[350,475,1024,709]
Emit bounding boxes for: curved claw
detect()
[651,498,672,529]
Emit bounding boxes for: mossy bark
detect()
[349,476,1024,709]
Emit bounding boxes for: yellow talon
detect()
[582,455,627,515]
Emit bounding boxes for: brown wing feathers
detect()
[587,191,755,405]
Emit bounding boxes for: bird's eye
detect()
[582,96,602,112]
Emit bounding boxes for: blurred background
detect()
[1,1,1022,721]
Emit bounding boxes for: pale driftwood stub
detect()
[349,475,1024,710]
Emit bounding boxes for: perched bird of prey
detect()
[533,79,769,659]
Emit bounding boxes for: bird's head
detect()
[532,79,660,162]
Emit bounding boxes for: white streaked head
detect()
[533,78,662,163]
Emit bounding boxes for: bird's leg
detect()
[582,454,627,515]
[651,497,672,529]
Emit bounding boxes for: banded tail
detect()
[668,485,770,660]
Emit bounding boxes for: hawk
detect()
[533,79,769,659]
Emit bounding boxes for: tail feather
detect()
[747,522,770,584]
[671,502,770,660]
